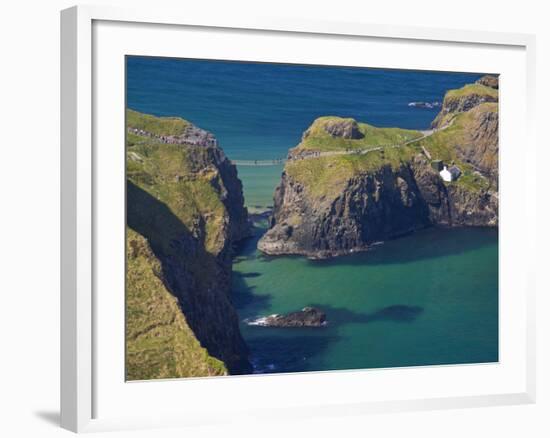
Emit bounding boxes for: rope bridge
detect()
[231,159,286,166]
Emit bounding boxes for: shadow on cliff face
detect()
[307,226,497,268]
[127,180,251,374]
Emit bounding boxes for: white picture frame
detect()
[61,4,537,433]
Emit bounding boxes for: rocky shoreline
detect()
[258,77,499,260]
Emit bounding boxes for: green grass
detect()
[126,134,227,255]
[457,171,492,192]
[445,83,498,101]
[125,110,236,380]
[415,105,496,193]
[286,144,416,200]
[126,229,227,380]
[127,108,190,137]
[286,116,423,200]
[298,116,423,152]
[286,106,496,200]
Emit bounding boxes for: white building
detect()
[439,165,461,182]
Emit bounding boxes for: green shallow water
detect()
[236,164,285,210]
[233,166,498,374]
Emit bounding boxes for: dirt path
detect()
[232,120,452,166]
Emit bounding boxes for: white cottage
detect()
[439,165,461,182]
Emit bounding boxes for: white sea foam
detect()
[244,314,279,326]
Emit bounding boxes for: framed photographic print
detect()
[61,5,536,433]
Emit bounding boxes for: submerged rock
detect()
[247,307,327,328]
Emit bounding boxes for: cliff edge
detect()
[258,77,499,259]
[126,110,251,379]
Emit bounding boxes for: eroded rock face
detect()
[246,307,327,327]
[454,104,499,185]
[127,112,252,375]
[259,163,433,259]
[476,75,499,89]
[411,154,498,227]
[258,81,499,260]
[431,85,498,129]
[323,118,364,139]
[258,156,498,259]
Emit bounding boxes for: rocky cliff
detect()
[431,80,498,129]
[126,110,251,379]
[258,77,499,259]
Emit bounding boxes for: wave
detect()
[244,314,280,326]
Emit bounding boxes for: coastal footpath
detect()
[258,76,499,259]
[126,110,251,380]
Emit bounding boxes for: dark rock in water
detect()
[247,307,327,327]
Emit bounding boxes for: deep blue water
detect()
[127,57,482,160]
[127,57,497,374]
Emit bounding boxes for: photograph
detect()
[125,56,499,381]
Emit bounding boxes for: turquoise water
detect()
[236,164,285,210]
[127,57,498,374]
[233,170,498,373]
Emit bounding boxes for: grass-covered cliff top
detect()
[286,116,421,199]
[285,105,495,200]
[431,81,498,129]
[126,110,226,256]
[296,116,423,152]
[416,102,496,192]
[286,145,417,200]
[127,108,190,136]
[126,229,227,380]
[126,110,240,380]
[444,83,498,101]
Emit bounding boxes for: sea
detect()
[127,56,498,374]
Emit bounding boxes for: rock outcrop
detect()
[449,103,499,185]
[476,74,499,89]
[322,118,364,139]
[246,307,327,327]
[126,110,252,379]
[258,79,498,259]
[431,81,498,129]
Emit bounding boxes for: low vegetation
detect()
[126,229,226,380]
[126,109,233,380]
[127,108,190,137]
[445,83,498,101]
[298,116,422,152]
[285,99,495,200]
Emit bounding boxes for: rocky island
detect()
[258,77,499,259]
[246,307,327,328]
[126,110,251,380]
